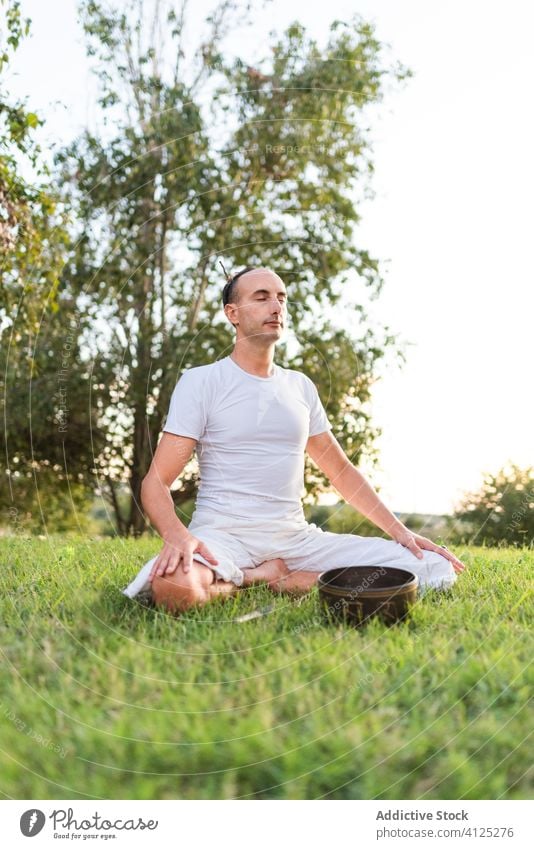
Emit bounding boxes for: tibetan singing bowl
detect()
[317,565,418,627]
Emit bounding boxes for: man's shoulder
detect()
[279,365,315,389]
[175,360,223,393]
[180,360,223,380]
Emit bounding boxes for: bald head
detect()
[222,267,283,306]
[232,267,283,301]
[223,267,288,336]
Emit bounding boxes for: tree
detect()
[19,0,410,535]
[0,287,110,531]
[0,0,69,332]
[452,463,534,546]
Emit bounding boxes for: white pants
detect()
[122,510,457,602]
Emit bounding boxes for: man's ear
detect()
[224,304,239,327]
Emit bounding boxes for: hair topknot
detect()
[221,266,257,306]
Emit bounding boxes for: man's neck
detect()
[230,344,275,378]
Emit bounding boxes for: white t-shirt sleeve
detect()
[305,377,333,437]
[163,370,207,440]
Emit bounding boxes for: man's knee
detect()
[152,560,214,613]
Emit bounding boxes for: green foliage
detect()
[0,538,532,799]
[0,0,75,525]
[3,471,98,534]
[0,296,107,529]
[0,0,31,71]
[451,463,534,547]
[0,0,70,332]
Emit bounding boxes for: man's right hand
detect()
[148,531,219,581]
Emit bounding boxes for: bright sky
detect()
[7,0,533,514]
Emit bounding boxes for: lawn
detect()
[0,536,532,800]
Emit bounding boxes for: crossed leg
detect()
[266,569,322,596]
[152,559,236,613]
[241,561,322,595]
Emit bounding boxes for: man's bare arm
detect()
[141,432,219,578]
[305,431,405,539]
[141,432,196,539]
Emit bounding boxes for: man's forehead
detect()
[239,268,286,294]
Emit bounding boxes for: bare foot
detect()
[268,570,322,596]
[242,558,289,588]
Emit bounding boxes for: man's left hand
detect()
[392,526,466,574]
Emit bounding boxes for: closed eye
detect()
[256,297,287,302]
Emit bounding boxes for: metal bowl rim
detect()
[317,567,418,595]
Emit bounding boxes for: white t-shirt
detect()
[163,355,332,523]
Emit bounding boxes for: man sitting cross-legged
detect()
[122,266,466,614]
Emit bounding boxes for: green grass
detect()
[0,536,532,800]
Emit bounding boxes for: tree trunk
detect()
[128,271,156,536]
[107,477,127,536]
[127,154,169,536]
[128,301,156,536]
[128,418,150,536]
